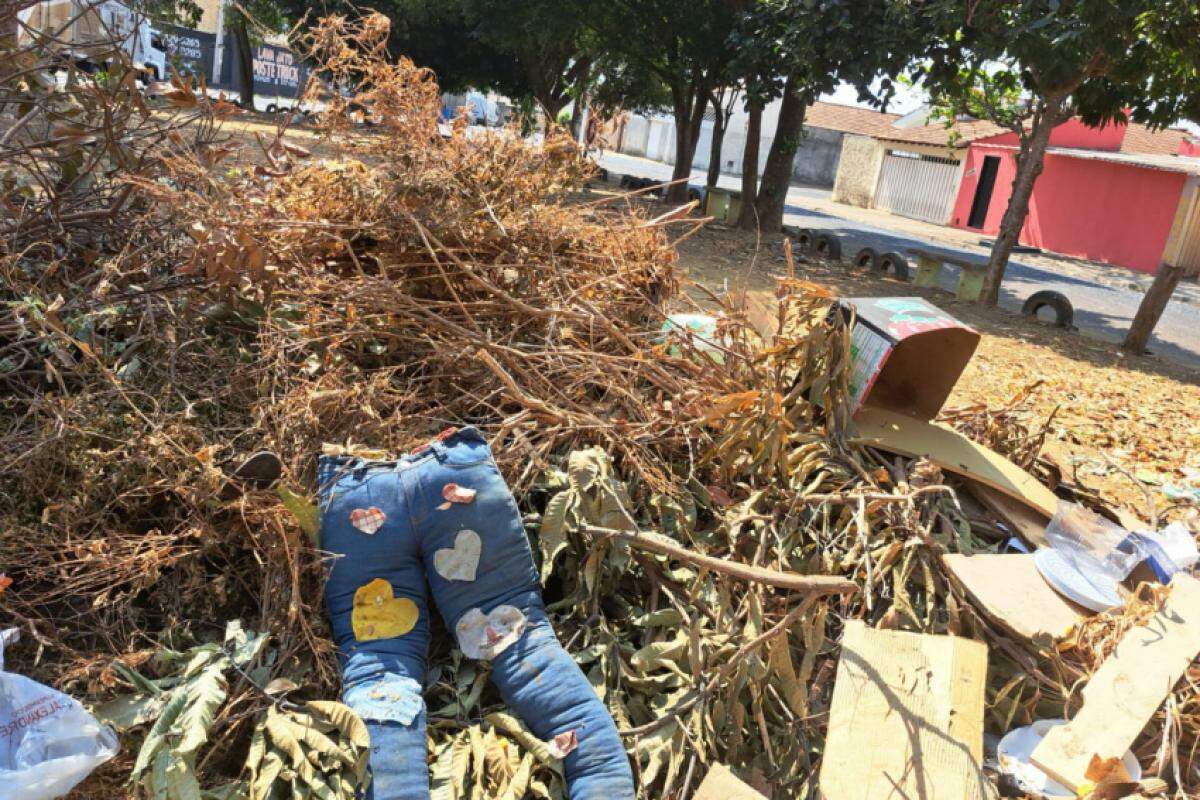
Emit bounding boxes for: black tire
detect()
[878,252,910,281]
[265,103,278,114]
[1022,290,1074,328]
[853,247,880,271]
[814,233,842,261]
[793,228,816,252]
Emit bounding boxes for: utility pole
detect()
[212,0,226,87]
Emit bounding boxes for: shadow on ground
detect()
[676,223,1199,388]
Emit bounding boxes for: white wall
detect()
[646,118,675,163]
[615,102,792,180]
[622,115,650,157]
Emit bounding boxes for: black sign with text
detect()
[159,24,217,84]
[219,40,309,98]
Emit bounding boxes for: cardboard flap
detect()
[844,297,979,420]
[868,326,981,420]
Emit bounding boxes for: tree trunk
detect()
[1,1,37,56]
[523,50,582,129]
[979,101,1065,305]
[232,14,254,109]
[666,85,706,204]
[536,92,569,126]
[568,98,582,138]
[567,64,591,139]
[1122,263,1184,354]
[754,79,807,233]
[706,98,726,191]
[737,99,763,230]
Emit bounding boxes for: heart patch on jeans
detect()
[350,506,386,534]
[433,530,481,582]
[547,729,579,759]
[437,482,477,510]
[456,605,527,660]
[352,579,418,641]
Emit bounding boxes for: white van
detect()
[19,0,167,80]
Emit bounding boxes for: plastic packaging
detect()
[0,628,118,800]
[1129,522,1200,582]
[1043,502,1143,582]
[660,313,725,362]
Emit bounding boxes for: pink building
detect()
[832,114,1200,275]
[949,120,1200,273]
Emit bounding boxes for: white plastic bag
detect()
[0,628,118,800]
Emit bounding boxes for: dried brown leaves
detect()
[0,11,1196,800]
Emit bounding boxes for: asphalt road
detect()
[597,151,1200,370]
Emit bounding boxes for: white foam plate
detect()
[997,719,1141,798]
[1033,548,1124,612]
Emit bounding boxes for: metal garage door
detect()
[875,150,961,224]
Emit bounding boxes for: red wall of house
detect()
[1047,118,1126,150]
[950,143,1019,233]
[950,144,1185,273]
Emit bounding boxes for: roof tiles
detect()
[1120,123,1189,156]
[805,101,901,137]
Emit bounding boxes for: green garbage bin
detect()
[703,188,742,224]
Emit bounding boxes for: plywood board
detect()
[943,554,1092,641]
[693,763,768,800]
[966,481,1050,549]
[852,407,1059,517]
[818,621,991,800]
[1031,573,1200,791]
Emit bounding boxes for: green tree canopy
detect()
[584,0,741,202]
[733,0,923,231]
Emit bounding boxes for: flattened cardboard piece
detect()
[1031,574,1200,791]
[966,482,1050,549]
[843,297,980,420]
[942,553,1092,641]
[694,763,768,800]
[819,621,991,800]
[852,407,1059,517]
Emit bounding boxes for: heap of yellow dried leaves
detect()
[0,12,1196,800]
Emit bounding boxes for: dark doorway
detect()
[967,156,1001,229]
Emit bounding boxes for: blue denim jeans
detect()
[318,428,634,800]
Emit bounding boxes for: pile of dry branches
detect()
[1,12,1197,799]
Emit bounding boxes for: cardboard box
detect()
[844,297,979,420]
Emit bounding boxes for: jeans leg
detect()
[407,444,635,800]
[355,702,428,800]
[488,609,637,800]
[320,458,433,800]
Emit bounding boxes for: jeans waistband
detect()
[317,426,488,484]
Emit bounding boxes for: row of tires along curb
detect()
[789,228,911,281]
[785,227,1075,329]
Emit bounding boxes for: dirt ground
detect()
[671,220,1200,523]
